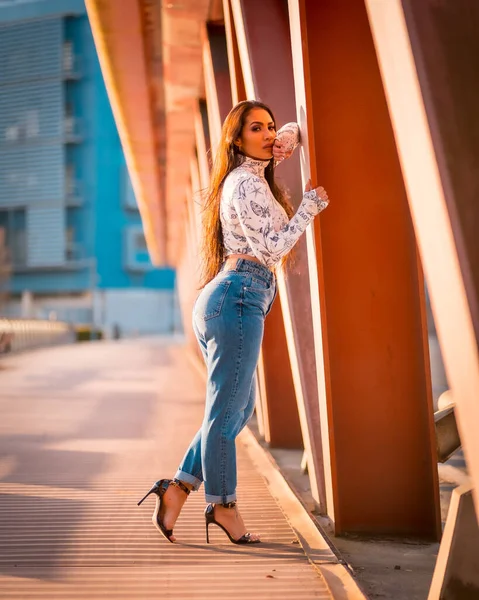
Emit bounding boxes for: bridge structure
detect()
[83,1,479,597]
[1,1,478,598]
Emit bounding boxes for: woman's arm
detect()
[232,175,328,266]
[273,122,300,164]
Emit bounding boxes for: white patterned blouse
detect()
[220,122,329,268]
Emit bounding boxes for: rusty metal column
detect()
[365,2,479,587]
[202,23,233,153]
[223,0,247,104]
[232,0,324,476]
[288,0,441,538]
[176,219,198,355]
[189,156,203,257]
[194,100,211,191]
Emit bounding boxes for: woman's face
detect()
[235,108,276,160]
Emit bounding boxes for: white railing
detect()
[0,318,75,355]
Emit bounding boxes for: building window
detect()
[136,231,147,251]
[64,102,74,136]
[124,226,151,272]
[123,167,139,210]
[66,164,76,194]
[66,226,76,261]
[63,41,74,73]
[0,208,26,267]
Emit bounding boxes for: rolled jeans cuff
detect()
[174,470,202,491]
[205,492,237,504]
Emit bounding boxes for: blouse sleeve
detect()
[274,122,300,165]
[231,175,328,267]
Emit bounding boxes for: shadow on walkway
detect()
[0,338,334,598]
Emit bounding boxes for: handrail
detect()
[0,318,75,355]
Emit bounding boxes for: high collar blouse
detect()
[220,123,329,268]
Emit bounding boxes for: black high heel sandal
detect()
[205,502,261,545]
[137,478,190,543]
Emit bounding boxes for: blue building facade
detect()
[0,0,178,334]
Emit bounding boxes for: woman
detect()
[138,100,329,544]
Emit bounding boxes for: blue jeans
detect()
[175,258,277,503]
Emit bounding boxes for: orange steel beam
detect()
[85,0,166,264]
[259,303,301,448]
[366,0,479,523]
[202,23,233,154]
[161,0,209,263]
[232,0,316,453]
[185,180,198,265]
[194,100,211,191]
[223,0,246,105]
[208,0,224,23]
[253,361,266,438]
[176,237,198,355]
[289,0,441,538]
[189,155,203,251]
[288,0,336,520]
[177,181,201,356]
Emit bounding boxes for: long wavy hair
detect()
[199,100,293,288]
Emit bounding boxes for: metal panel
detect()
[0,81,63,143]
[0,18,65,210]
[0,146,64,206]
[0,0,85,23]
[27,206,65,266]
[0,18,62,83]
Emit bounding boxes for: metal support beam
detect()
[223,0,246,105]
[428,485,479,599]
[366,7,479,580]
[231,0,324,462]
[194,100,211,190]
[202,23,233,154]
[289,0,441,537]
[85,0,166,264]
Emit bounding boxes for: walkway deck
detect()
[0,338,353,599]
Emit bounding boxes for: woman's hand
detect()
[273,123,300,163]
[305,179,329,204]
[273,139,293,163]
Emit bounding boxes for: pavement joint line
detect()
[185,348,367,600]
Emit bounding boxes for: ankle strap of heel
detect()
[220,501,236,508]
[170,478,191,495]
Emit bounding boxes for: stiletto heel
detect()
[206,522,210,544]
[137,478,190,543]
[204,502,260,545]
[137,485,158,506]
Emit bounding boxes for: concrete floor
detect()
[0,338,358,600]
[247,328,461,599]
[0,329,463,599]
[257,434,467,600]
